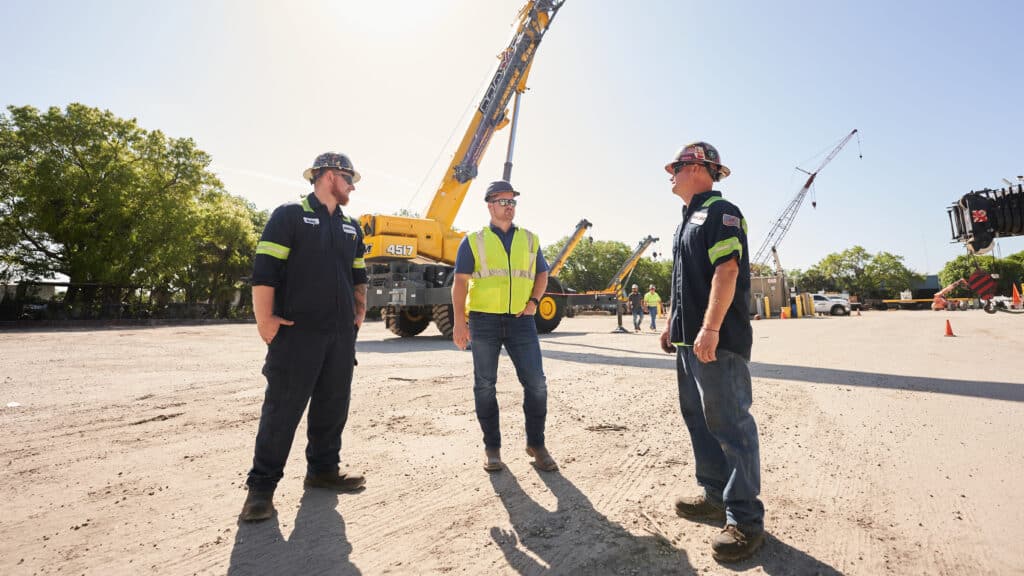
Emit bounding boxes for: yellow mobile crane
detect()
[535,218,592,333]
[360,1,566,337]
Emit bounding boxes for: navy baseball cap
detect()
[484,180,520,201]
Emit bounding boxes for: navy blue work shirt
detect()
[454,224,549,275]
[251,192,368,331]
[669,190,753,359]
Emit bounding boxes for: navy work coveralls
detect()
[246,192,367,493]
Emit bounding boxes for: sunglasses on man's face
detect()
[334,171,354,186]
[489,198,517,207]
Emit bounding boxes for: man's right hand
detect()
[453,320,471,351]
[659,329,676,354]
[257,315,295,344]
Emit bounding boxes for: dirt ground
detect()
[1,310,1023,575]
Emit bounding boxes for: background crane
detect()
[752,129,862,272]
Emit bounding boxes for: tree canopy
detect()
[542,236,668,297]
[787,246,922,298]
[0,103,266,317]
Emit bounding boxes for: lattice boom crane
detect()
[752,129,860,269]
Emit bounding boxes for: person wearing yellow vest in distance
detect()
[451,180,558,473]
[240,152,368,523]
[644,285,663,330]
[659,142,764,562]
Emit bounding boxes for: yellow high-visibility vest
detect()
[466,227,538,314]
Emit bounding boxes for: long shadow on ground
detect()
[228,490,359,576]
[538,345,1024,403]
[489,469,696,575]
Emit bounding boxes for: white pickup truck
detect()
[812,294,851,316]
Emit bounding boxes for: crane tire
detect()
[385,305,431,337]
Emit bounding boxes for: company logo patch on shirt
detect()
[690,211,708,225]
[722,214,741,229]
[342,224,358,235]
[303,217,320,226]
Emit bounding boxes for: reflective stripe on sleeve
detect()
[353,257,366,269]
[256,241,290,260]
[708,237,742,263]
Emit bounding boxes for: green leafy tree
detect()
[175,191,266,316]
[863,251,921,298]
[795,246,920,298]
[0,104,224,315]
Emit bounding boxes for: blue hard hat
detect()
[484,180,520,200]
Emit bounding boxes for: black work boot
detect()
[712,524,766,562]
[674,493,726,521]
[304,470,366,492]
[239,490,275,522]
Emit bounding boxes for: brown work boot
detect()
[674,493,726,521]
[304,470,366,492]
[712,524,766,563]
[239,490,275,522]
[483,448,503,472]
[525,445,559,471]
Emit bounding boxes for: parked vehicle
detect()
[812,294,850,316]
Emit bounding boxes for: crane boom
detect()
[360,0,565,264]
[603,235,658,296]
[751,129,859,268]
[548,219,592,278]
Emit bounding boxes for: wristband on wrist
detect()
[528,297,540,306]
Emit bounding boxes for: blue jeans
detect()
[469,312,548,449]
[632,308,644,330]
[648,306,658,329]
[676,347,764,531]
[247,325,355,493]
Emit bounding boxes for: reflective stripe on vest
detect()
[466,227,537,314]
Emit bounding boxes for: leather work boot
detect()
[304,470,366,492]
[674,493,726,521]
[483,448,503,472]
[525,445,559,472]
[712,524,766,563]
[239,490,275,522]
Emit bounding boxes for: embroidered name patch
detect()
[690,211,708,225]
[342,224,358,235]
[303,217,320,225]
[722,214,741,228]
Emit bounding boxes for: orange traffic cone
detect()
[1013,283,1022,309]
[944,319,955,337]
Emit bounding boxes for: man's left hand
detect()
[517,301,538,317]
[694,328,719,363]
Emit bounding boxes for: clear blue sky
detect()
[3,0,1022,275]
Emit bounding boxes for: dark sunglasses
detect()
[672,162,700,175]
[334,170,354,185]
[489,198,517,207]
